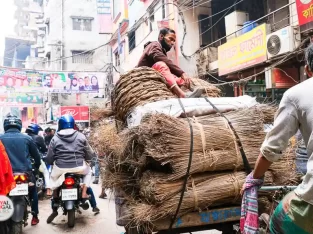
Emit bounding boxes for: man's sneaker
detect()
[93,179,99,184]
[31,216,39,226]
[186,88,205,98]
[92,207,100,214]
[47,211,58,224]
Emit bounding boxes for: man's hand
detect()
[181,73,191,89]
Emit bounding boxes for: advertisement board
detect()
[0,93,43,107]
[0,67,106,94]
[296,0,313,26]
[43,72,104,94]
[218,24,267,76]
[60,106,89,122]
[0,68,43,92]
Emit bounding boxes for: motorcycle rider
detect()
[26,123,52,196]
[0,115,41,226]
[46,114,94,223]
[44,127,55,146]
[25,124,47,154]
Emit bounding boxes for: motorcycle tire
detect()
[10,221,22,234]
[0,221,9,234]
[67,210,75,228]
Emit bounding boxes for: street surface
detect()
[24,184,125,234]
[23,183,220,234]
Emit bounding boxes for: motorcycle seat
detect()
[65,173,84,179]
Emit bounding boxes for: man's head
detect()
[6,77,14,87]
[3,114,22,132]
[58,114,75,131]
[0,77,4,86]
[45,127,55,136]
[84,76,90,86]
[26,123,43,135]
[305,43,313,78]
[79,78,84,86]
[158,28,176,52]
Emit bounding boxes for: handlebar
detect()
[259,186,297,191]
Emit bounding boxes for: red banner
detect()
[296,0,313,26]
[60,106,89,122]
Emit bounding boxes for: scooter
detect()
[7,173,32,234]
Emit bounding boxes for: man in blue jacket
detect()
[0,115,41,226]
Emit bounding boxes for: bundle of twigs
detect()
[257,104,278,124]
[112,67,175,122]
[139,171,274,205]
[112,67,222,122]
[182,78,222,97]
[131,108,266,178]
[89,123,125,157]
[269,145,301,185]
[129,171,274,225]
[90,107,114,122]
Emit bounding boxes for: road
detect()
[24,184,125,234]
[23,183,220,234]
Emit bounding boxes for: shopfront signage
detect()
[60,106,89,122]
[218,24,267,76]
[296,0,313,26]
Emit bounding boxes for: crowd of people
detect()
[0,114,105,227]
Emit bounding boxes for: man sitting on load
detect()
[137,28,203,98]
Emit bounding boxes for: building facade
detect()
[24,0,114,107]
[109,0,311,102]
[3,0,42,68]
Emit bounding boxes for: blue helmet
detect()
[3,115,22,132]
[58,114,75,131]
[26,123,43,135]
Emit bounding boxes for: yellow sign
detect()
[218,24,267,76]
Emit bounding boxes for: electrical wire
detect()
[185,1,296,57]
[195,10,300,81]
[211,42,308,87]
[199,0,239,37]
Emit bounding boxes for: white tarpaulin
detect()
[127,95,258,127]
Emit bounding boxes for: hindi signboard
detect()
[218,24,267,76]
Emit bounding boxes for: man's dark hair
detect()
[159,28,176,37]
[305,43,313,72]
[45,127,52,133]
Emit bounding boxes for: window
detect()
[72,18,92,31]
[162,0,165,19]
[45,18,50,35]
[149,15,155,32]
[72,51,93,64]
[128,31,136,53]
[114,52,120,66]
[113,0,120,19]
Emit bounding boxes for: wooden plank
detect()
[154,206,241,231]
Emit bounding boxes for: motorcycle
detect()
[57,173,89,228]
[7,173,31,234]
[32,154,52,198]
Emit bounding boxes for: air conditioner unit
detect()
[266,26,300,59]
